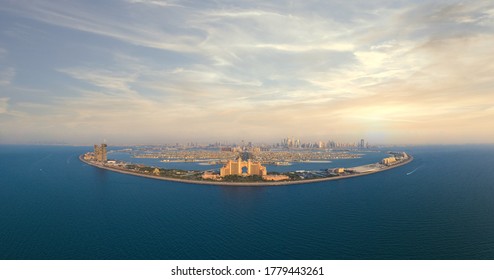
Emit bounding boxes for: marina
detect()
[79,147,413,186]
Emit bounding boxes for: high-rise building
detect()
[94,144,100,160]
[220,158,267,177]
[94,143,108,162]
[101,143,107,162]
[360,139,365,149]
[318,141,325,149]
[281,137,300,148]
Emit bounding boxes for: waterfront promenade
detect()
[80,155,413,187]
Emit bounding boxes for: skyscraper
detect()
[101,143,107,162]
[94,143,108,162]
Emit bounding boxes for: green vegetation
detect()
[221,175,264,182]
[127,164,301,182]
[124,165,202,179]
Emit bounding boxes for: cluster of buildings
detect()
[83,143,107,163]
[251,150,360,163]
[381,152,409,166]
[82,143,411,184]
[134,149,237,161]
[119,137,373,155]
[281,137,302,148]
[94,144,107,162]
[219,158,267,177]
[277,137,370,149]
[201,158,289,182]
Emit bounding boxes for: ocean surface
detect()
[1,145,494,259]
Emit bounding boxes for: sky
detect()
[0,0,493,145]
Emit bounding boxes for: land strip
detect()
[80,155,413,187]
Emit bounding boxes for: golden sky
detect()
[0,1,493,145]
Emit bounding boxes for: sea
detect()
[1,145,494,260]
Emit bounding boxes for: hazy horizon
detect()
[1,1,493,145]
[2,140,494,147]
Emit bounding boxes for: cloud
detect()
[0,1,202,53]
[0,67,15,86]
[1,0,493,144]
[127,0,184,7]
[0,97,9,114]
[58,67,138,94]
[251,43,354,52]
[0,49,14,86]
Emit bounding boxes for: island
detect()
[80,144,413,186]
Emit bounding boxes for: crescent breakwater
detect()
[79,154,413,187]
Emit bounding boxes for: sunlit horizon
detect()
[1,1,493,145]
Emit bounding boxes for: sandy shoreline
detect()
[79,155,413,187]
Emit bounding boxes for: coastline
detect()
[79,154,413,186]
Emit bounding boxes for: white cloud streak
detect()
[0,67,15,86]
[127,0,184,7]
[0,97,9,114]
[0,1,201,53]
[0,0,493,144]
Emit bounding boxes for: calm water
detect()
[1,145,494,259]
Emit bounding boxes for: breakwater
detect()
[80,155,413,186]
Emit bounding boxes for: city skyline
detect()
[1,1,493,145]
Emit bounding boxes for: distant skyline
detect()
[1,1,493,145]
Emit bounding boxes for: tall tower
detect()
[101,143,107,162]
[93,143,107,162]
[94,144,101,161]
[360,139,365,149]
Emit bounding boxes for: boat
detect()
[406,167,419,175]
[274,161,291,166]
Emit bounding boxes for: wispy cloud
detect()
[127,0,184,8]
[0,1,201,53]
[0,67,15,86]
[0,97,9,114]
[57,67,138,94]
[0,0,493,144]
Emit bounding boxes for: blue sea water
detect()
[1,145,494,259]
